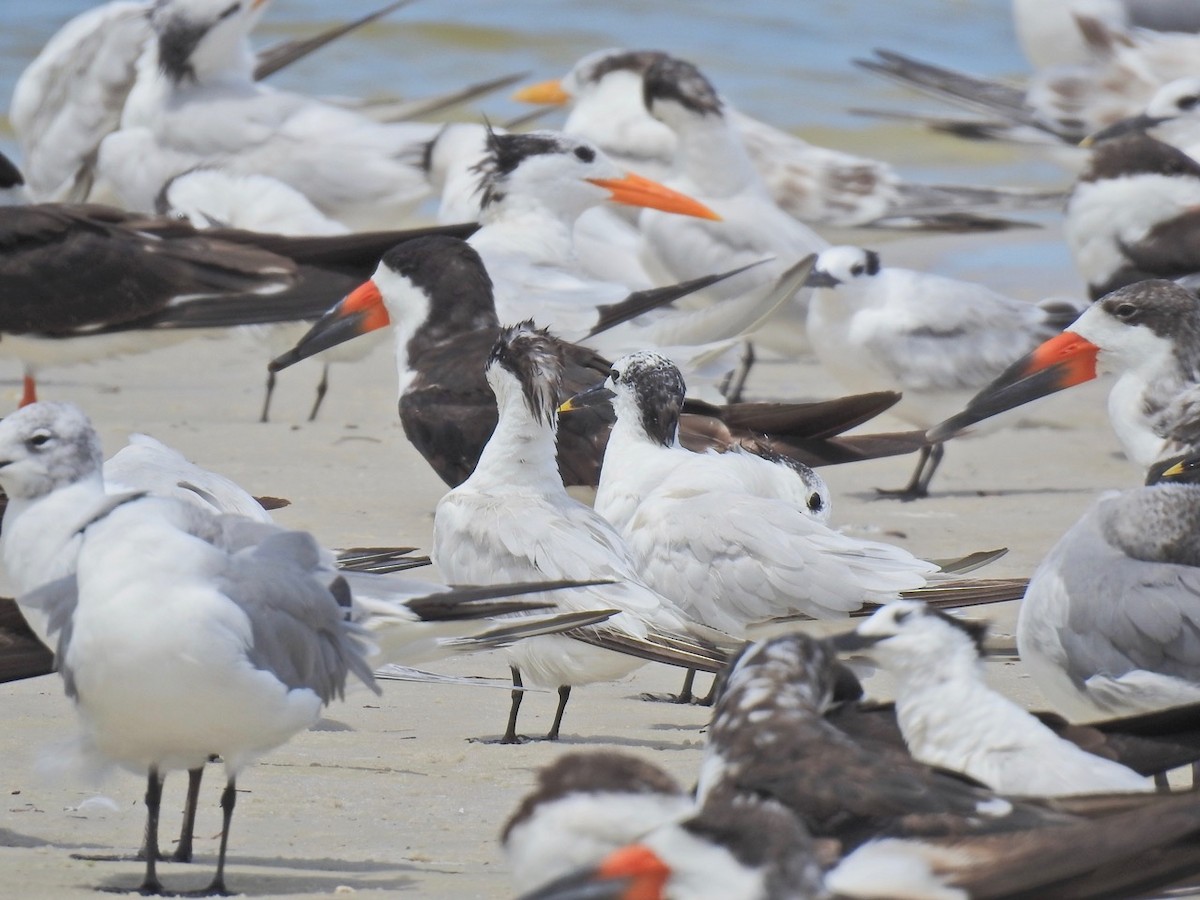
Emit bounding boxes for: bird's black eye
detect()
[1180,95,1200,111]
[573,146,596,163]
[1113,303,1138,320]
[609,368,620,383]
[807,493,823,512]
[849,264,865,276]
[894,608,911,623]
[27,431,51,449]
[218,2,241,20]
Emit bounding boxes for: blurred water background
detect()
[0,0,1080,293]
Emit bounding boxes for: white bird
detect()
[806,245,1087,497]
[97,0,436,228]
[432,323,730,742]
[633,54,829,355]
[515,48,1051,231]
[929,280,1200,475]
[834,599,1151,795]
[1018,452,1200,719]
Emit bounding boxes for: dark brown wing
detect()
[0,598,53,684]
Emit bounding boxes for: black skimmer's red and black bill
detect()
[929,279,1200,472]
[833,600,1151,795]
[270,235,928,488]
[430,322,735,743]
[501,750,693,894]
[1066,133,1200,298]
[806,245,1087,498]
[0,202,476,406]
[513,48,1057,231]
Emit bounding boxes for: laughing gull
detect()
[1015,448,1200,720]
[432,322,733,742]
[929,280,1200,473]
[833,600,1151,795]
[269,235,926,487]
[806,245,1087,497]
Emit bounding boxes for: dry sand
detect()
[0,227,1143,898]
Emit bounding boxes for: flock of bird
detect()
[12,0,1200,897]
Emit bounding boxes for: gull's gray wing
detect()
[218,530,378,702]
[19,574,80,697]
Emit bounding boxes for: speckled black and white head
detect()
[151,0,267,84]
[717,633,842,718]
[642,55,724,126]
[606,351,686,447]
[807,246,882,289]
[836,599,990,674]
[1074,280,1200,378]
[487,321,566,427]
[0,403,104,501]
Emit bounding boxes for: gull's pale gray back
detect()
[0,402,103,500]
[218,529,378,702]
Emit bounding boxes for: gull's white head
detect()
[151,0,269,84]
[0,403,104,500]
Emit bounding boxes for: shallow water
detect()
[0,0,1080,291]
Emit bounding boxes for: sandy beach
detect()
[0,219,1141,898]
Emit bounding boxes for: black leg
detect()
[172,766,204,863]
[140,767,165,894]
[1155,771,1171,792]
[307,364,330,422]
[501,666,524,744]
[546,686,571,741]
[877,443,939,501]
[259,370,276,424]
[722,342,756,404]
[676,669,696,704]
[202,778,237,896]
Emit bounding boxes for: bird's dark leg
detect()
[1155,771,1171,792]
[171,766,204,863]
[501,666,524,744]
[259,370,276,423]
[139,767,165,894]
[307,363,331,422]
[722,342,756,404]
[546,686,571,741]
[877,443,944,501]
[200,778,237,897]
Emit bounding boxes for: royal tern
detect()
[1014,0,1200,68]
[501,750,693,893]
[432,322,732,742]
[0,202,472,407]
[929,280,1200,472]
[99,0,438,229]
[833,599,1151,795]
[515,48,1055,230]
[11,0,415,203]
[806,245,1087,497]
[270,235,925,487]
[634,54,828,348]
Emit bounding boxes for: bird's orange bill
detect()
[586,173,722,220]
[516,844,669,900]
[512,79,572,106]
[926,330,1100,443]
[268,280,388,372]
